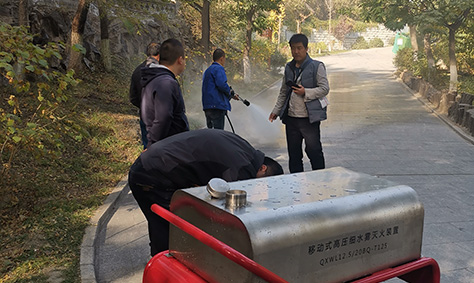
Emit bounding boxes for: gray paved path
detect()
[89,47,474,283]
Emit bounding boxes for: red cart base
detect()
[143,251,440,283]
[143,251,206,283]
[144,204,440,283]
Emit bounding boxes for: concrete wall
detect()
[283,24,401,50]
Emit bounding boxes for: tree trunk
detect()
[18,0,28,26]
[327,0,332,34]
[448,27,458,93]
[409,25,418,53]
[423,33,435,80]
[202,0,210,61]
[445,8,470,94]
[68,0,90,71]
[16,0,28,81]
[277,15,282,45]
[98,0,111,72]
[325,0,332,44]
[296,20,301,34]
[243,8,254,84]
[201,0,211,73]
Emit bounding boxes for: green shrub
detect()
[270,49,288,72]
[308,42,328,56]
[352,36,369,49]
[250,38,274,69]
[393,47,416,71]
[394,48,429,78]
[393,47,447,88]
[0,23,81,175]
[459,76,474,96]
[369,38,384,48]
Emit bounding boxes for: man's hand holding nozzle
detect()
[230,88,239,100]
[229,87,250,106]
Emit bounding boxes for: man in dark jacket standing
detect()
[202,48,238,129]
[269,34,329,173]
[141,38,189,145]
[129,42,160,149]
[128,129,283,256]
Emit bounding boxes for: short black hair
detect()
[146,42,160,57]
[159,38,184,65]
[213,48,225,62]
[289,33,309,49]
[263,156,284,176]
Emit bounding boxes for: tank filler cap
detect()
[225,190,247,209]
[207,178,230,199]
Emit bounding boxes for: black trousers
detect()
[285,116,325,173]
[204,109,226,130]
[128,157,175,256]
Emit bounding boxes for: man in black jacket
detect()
[128,129,284,256]
[129,42,160,149]
[141,38,189,145]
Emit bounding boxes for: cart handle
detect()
[151,204,289,283]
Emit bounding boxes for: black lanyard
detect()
[291,58,310,85]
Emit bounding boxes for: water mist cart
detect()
[143,167,440,283]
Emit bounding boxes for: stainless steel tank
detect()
[169,167,424,282]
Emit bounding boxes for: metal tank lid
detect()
[178,167,399,215]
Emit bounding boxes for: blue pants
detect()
[285,117,325,173]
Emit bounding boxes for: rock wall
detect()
[0,0,193,71]
[343,25,400,49]
[282,24,399,50]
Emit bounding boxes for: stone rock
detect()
[1,0,193,70]
[401,70,414,87]
[467,109,474,135]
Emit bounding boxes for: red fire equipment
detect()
[144,204,440,283]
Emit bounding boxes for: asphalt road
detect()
[90,47,474,283]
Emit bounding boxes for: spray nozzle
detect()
[236,95,250,106]
[240,97,250,106]
[230,87,250,106]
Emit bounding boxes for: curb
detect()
[80,175,130,283]
[397,78,474,146]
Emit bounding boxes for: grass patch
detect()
[0,70,142,282]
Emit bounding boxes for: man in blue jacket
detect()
[269,34,330,173]
[141,38,189,145]
[202,48,238,130]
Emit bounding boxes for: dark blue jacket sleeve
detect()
[148,79,177,143]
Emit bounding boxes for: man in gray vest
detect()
[269,33,329,173]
